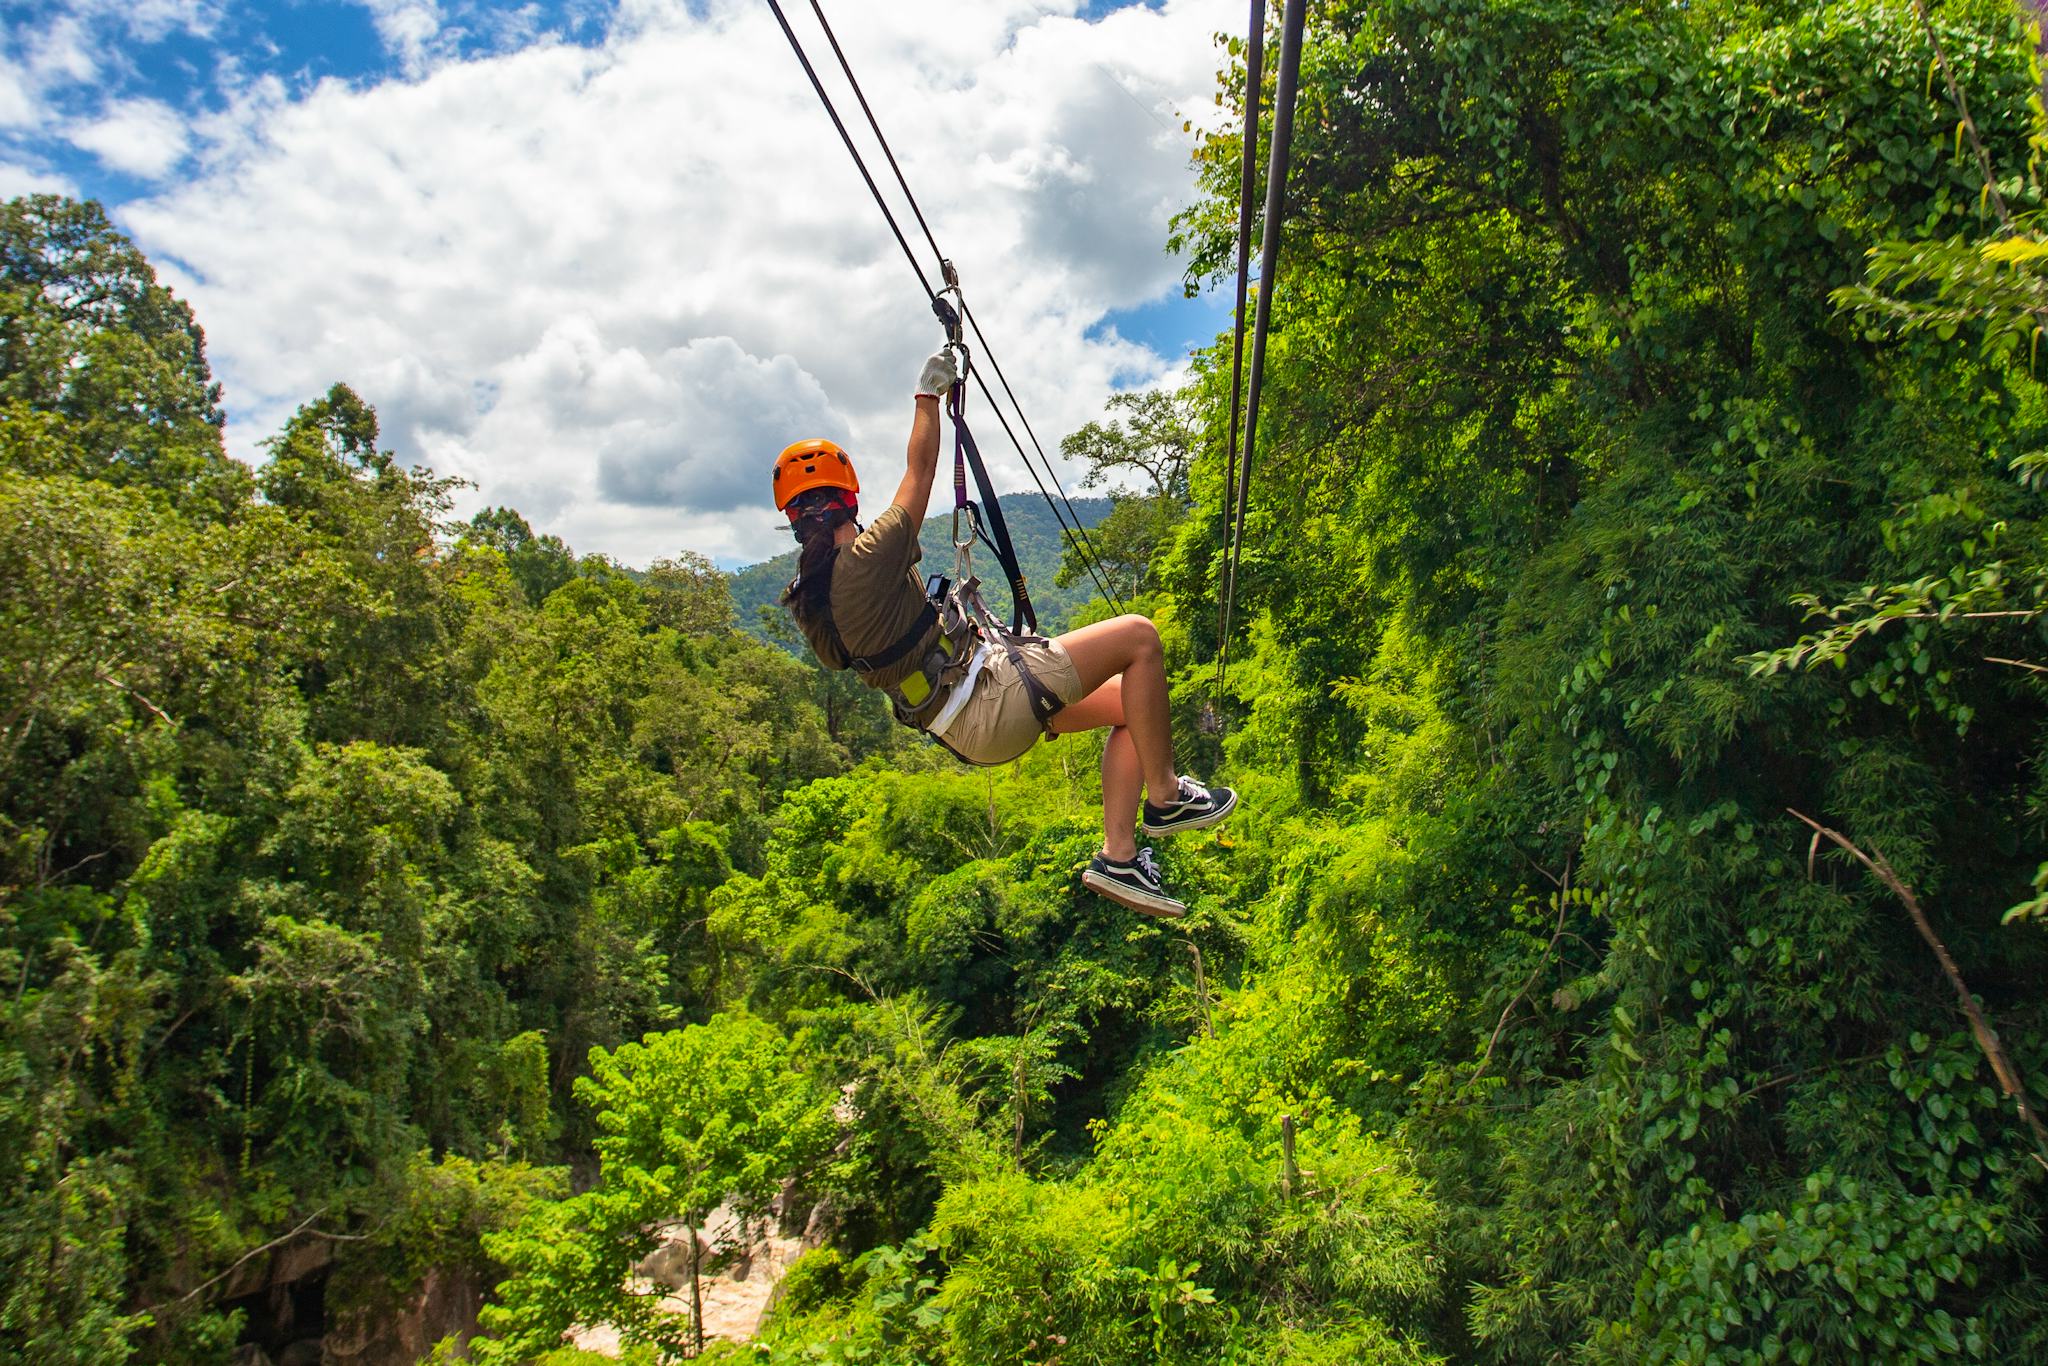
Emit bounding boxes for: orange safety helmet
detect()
[772,438,860,512]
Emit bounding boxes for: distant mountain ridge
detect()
[731,494,1113,646]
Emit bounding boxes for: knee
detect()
[1120,614,1162,662]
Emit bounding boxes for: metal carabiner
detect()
[931,258,966,348]
[951,500,981,583]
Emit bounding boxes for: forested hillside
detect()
[7,0,2048,1363]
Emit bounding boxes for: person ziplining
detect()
[771,352,1236,920]
[754,0,1312,915]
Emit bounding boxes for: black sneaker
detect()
[1081,848,1186,919]
[1142,775,1237,837]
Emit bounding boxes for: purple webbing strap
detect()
[948,375,969,510]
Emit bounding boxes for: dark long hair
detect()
[780,492,857,636]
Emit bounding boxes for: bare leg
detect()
[1053,616,1178,798]
[1098,727,1140,861]
[1049,677,1141,858]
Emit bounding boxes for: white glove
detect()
[915,349,959,401]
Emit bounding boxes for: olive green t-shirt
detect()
[794,503,940,691]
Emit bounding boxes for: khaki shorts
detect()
[933,636,1085,766]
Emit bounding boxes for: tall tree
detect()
[1056,387,1201,600]
[0,195,240,513]
[464,506,577,607]
[477,1014,833,1360]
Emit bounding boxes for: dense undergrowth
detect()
[9,0,2048,1361]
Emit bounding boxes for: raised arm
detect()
[891,349,960,518]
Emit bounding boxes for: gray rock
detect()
[322,1267,482,1365]
[636,1223,709,1289]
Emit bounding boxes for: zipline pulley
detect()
[932,259,965,348]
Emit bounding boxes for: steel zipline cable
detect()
[1214,0,1306,709]
[1215,0,1265,704]
[762,0,933,297]
[764,0,1127,617]
[796,0,1125,618]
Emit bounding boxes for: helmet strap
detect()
[787,488,859,542]
[791,505,857,544]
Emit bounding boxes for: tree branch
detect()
[136,1208,333,1317]
[1788,809,2048,1172]
[1471,858,1574,1086]
[1911,0,2012,230]
[92,670,171,723]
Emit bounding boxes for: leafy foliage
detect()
[0,194,898,1364]
[478,1015,834,1360]
[15,0,2048,1357]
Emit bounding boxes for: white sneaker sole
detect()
[1141,786,1238,837]
[1081,869,1187,919]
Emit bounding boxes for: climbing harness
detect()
[764,0,1126,618]
[941,343,1067,737]
[904,310,1069,755]
[940,345,1036,629]
[811,591,939,676]
[1212,0,1307,714]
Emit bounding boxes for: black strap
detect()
[1217,0,1308,710]
[843,600,938,672]
[991,626,1065,732]
[794,550,939,674]
[948,381,1037,634]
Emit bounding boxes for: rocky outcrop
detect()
[322,1267,484,1364]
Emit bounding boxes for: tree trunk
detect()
[1280,1114,1298,1200]
[688,1210,705,1357]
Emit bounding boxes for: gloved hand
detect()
[915,349,960,401]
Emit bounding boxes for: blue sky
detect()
[4,1,618,199]
[1097,290,1230,366]
[3,0,1238,565]
[120,3,393,99]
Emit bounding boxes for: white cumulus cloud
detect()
[25,15,99,88]
[355,0,449,76]
[68,96,191,178]
[582,335,845,513]
[0,2,211,134]
[0,53,40,129]
[0,160,77,199]
[118,0,1239,565]
[115,0,224,44]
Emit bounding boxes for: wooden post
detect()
[1013,1048,1028,1164]
[1186,940,1214,1039]
[688,1212,705,1357]
[1280,1114,1298,1201]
